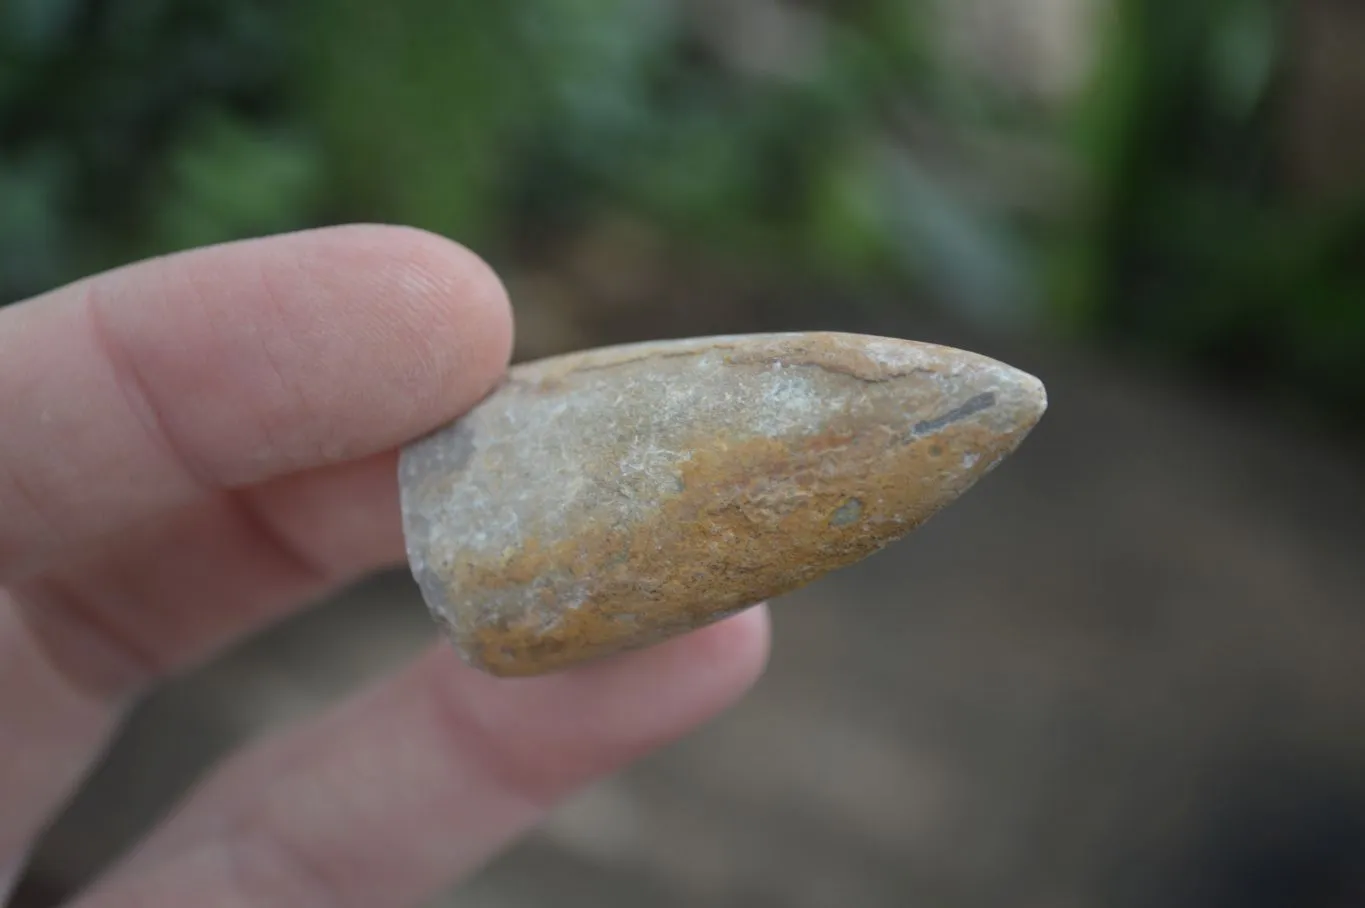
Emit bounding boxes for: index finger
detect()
[0,225,513,581]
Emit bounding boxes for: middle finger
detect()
[72,609,770,908]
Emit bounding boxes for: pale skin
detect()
[0,225,771,907]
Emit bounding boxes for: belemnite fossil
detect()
[399,331,1046,676]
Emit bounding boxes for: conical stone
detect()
[399,332,1047,676]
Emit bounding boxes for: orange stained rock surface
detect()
[399,332,1047,676]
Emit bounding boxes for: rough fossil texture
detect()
[399,332,1047,676]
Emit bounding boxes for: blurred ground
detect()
[18,270,1365,907]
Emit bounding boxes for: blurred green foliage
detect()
[1055,0,1365,415]
[0,0,309,291]
[1,0,1029,301]
[2,0,1363,419]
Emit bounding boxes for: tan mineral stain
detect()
[399,332,1047,676]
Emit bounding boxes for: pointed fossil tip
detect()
[1008,364,1049,425]
[979,358,1048,446]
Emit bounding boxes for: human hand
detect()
[0,226,770,907]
